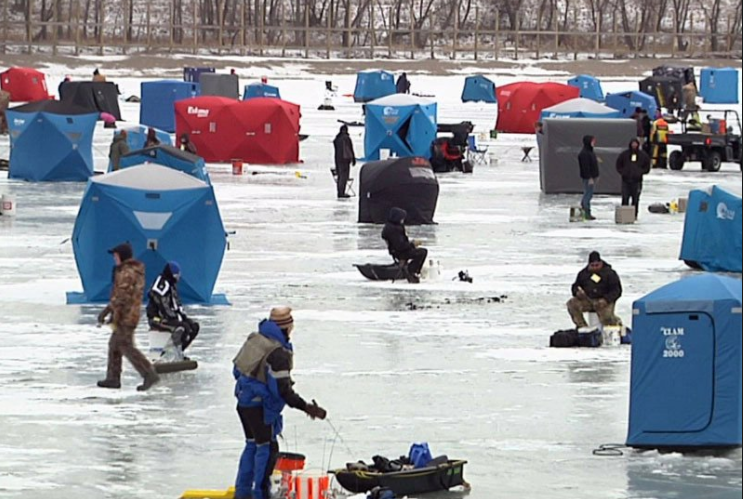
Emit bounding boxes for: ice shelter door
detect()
[642,312,715,433]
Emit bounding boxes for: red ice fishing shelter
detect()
[496,82,579,134]
[175,96,301,164]
[1,67,50,102]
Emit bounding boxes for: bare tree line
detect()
[2,0,741,55]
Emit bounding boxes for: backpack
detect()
[550,329,580,348]
[578,328,603,348]
[368,487,396,499]
[409,443,433,469]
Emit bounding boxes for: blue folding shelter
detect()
[364,94,438,161]
[6,101,98,182]
[243,83,281,100]
[568,75,605,101]
[605,90,658,119]
[680,186,742,273]
[354,70,396,103]
[627,274,742,450]
[121,125,173,150]
[140,80,200,132]
[68,164,228,305]
[461,75,497,103]
[111,144,210,184]
[700,68,740,104]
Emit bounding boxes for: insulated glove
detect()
[305,401,327,420]
[97,306,111,325]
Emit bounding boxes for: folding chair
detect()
[330,168,356,196]
[521,147,535,162]
[467,135,489,165]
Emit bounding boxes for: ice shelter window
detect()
[700,201,709,212]
[145,193,161,199]
[209,122,217,133]
[265,123,272,134]
[66,132,81,141]
[66,118,74,124]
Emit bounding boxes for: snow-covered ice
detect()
[0,65,741,499]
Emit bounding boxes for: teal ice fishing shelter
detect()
[627,274,742,450]
[680,185,742,273]
[354,70,396,103]
[568,75,605,101]
[700,68,740,104]
[68,164,228,305]
[111,144,209,184]
[140,80,200,132]
[605,91,658,119]
[6,100,98,182]
[461,75,497,103]
[364,94,438,161]
[243,83,281,100]
[540,98,622,120]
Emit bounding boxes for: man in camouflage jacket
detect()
[97,242,160,391]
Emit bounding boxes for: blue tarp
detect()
[354,70,396,103]
[461,75,497,103]
[68,164,228,305]
[568,75,605,101]
[243,83,281,100]
[540,98,622,120]
[6,101,98,182]
[140,80,200,132]
[112,144,210,183]
[364,94,438,161]
[605,91,658,120]
[680,186,742,273]
[627,274,742,449]
[700,67,740,104]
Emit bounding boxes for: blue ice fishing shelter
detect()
[121,125,173,150]
[6,101,98,182]
[354,70,396,103]
[700,68,740,104]
[540,98,622,120]
[605,91,658,120]
[364,94,438,161]
[67,164,228,305]
[680,185,742,273]
[627,274,742,450]
[243,83,281,100]
[112,144,210,184]
[568,75,605,101]
[140,80,200,132]
[461,75,497,103]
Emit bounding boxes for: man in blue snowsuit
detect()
[232,307,327,499]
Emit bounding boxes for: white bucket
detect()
[379,149,391,160]
[0,194,16,216]
[588,312,600,328]
[602,326,622,347]
[148,330,172,361]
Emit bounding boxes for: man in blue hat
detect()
[146,261,200,354]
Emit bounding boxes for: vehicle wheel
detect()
[703,151,723,172]
[669,151,685,171]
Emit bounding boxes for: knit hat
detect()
[589,251,602,263]
[168,261,181,276]
[270,306,294,331]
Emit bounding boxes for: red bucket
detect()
[232,159,243,175]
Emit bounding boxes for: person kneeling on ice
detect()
[382,207,428,284]
[97,242,160,391]
[146,261,200,356]
[232,307,327,499]
[567,251,623,329]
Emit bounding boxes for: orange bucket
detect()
[275,452,305,472]
[231,159,243,175]
[290,475,330,499]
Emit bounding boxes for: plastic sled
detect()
[149,330,199,374]
[332,459,468,495]
[355,263,406,282]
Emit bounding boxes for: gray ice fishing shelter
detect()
[540,118,636,195]
[199,73,239,99]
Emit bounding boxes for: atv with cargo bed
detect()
[667,110,742,172]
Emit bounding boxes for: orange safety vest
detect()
[652,119,670,144]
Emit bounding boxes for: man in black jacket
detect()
[616,138,652,218]
[333,125,356,199]
[146,262,200,354]
[567,251,623,328]
[381,207,427,284]
[578,135,600,221]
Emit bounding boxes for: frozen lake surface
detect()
[0,67,741,499]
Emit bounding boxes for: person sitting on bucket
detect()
[179,133,198,154]
[232,307,327,499]
[567,251,623,329]
[382,207,428,284]
[146,261,200,356]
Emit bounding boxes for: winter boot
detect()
[136,372,160,392]
[97,379,121,389]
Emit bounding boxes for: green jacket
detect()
[109,134,130,171]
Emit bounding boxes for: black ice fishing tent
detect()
[358,157,439,225]
[59,81,122,120]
